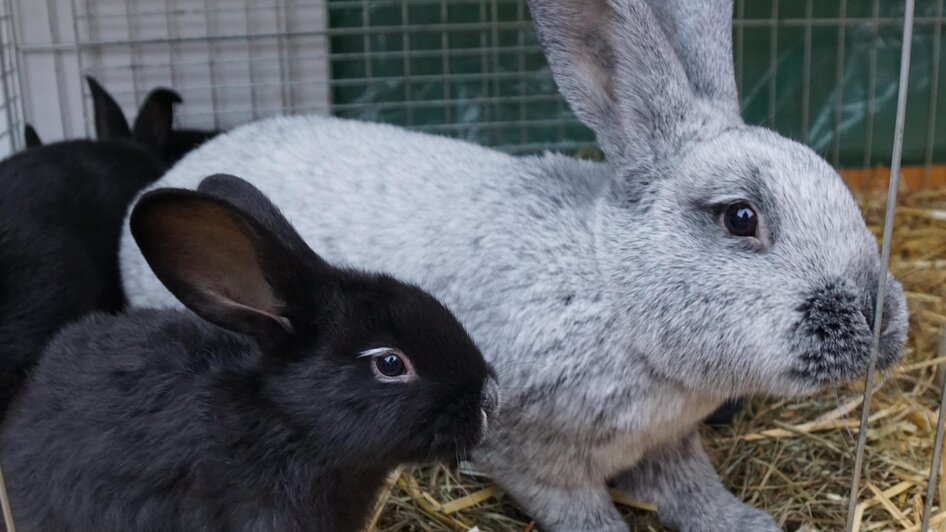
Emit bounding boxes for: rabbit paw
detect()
[731,505,781,531]
[662,501,780,532]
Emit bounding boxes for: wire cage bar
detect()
[0,465,14,532]
[846,0,914,529]
[70,0,332,136]
[0,0,21,156]
[50,0,946,167]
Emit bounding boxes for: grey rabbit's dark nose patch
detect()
[789,279,873,383]
[801,281,863,342]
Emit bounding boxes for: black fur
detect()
[86,76,220,165]
[0,139,165,421]
[0,79,219,421]
[87,76,132,140]
[160,127,221,166]
[0,175,495,532]
[22,124,41,148]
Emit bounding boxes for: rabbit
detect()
[85,76,221,165]
[0,174,498,532]
[22,124,40,148]
[117,0,909,530]
[0,79,218,422]
[22,77,220,158]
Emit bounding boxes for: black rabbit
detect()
[85,76,221,165]
[0,174,498,532]
[0,78,219,421]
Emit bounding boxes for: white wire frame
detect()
[0,0,21,157]
[68,0,332,136]
[52,0,946,162]
[845,1,914,529]
[0,3,20,524]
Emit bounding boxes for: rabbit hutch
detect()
[0,0,945,530]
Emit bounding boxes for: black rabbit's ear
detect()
[131,185,325,340]
[23,124,41,147]
[133,88,182,149]
[86,76,131,140]
[196,174,313,254]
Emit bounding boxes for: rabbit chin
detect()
[779,329,905,397]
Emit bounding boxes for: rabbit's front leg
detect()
[499,477,629,532]
[611,431,780,532]
[475,437,629,532]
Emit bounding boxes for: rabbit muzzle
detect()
[788,274,907,386]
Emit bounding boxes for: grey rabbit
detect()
[118,0,909,530]
[0,174,498,532]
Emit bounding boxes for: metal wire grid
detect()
[327,0,570,153]
[61,0,946,166]
[0,0,21,157]
[70,0,332,136]
[734,1,945,177]
[64,0,566,151]
[847,1,914,528]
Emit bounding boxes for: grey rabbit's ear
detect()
[130,180,328,340]
[527,0,697,168]
[86,76,131,140]
[643,0,740,116]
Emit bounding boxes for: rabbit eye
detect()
[359,347,417,383]
[723,202,758,237]
[376,354,405,377]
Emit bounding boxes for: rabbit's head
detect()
[529,0,908,397]
[131,174,498,466]
[86,76,219,166]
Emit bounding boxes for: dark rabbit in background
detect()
[85,76,221,165]
[0,77,218,421]
[22,77,220,161]
[0,174,499,532]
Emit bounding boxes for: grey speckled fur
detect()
[118,0,909,530]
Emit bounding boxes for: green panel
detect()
[328,0,946,167]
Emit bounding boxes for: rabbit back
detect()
[120,114,607,321]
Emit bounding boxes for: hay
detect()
[369,180,946,531]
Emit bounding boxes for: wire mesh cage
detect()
[2,0,946,531]
[71,0,331,133]
[0,0,21,157]
[16,0,946,165]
